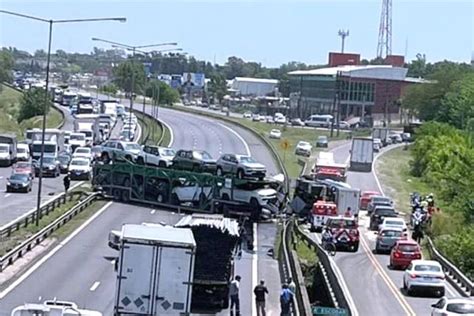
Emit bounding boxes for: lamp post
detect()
[91,38,177,141]
[0,10,126,226]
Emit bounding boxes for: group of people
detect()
[229,275,296,316]
[410,192,440,243]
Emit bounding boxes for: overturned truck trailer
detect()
[92,161,285,220]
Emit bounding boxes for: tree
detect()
[0,50,14,84]
[207,74,228,104]
[17,88,52,122]
[113,60,146,94]
[145,80,180,105]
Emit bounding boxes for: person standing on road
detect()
[254,279,268,316]
[287,277,296,295]
[63,174,70,194]
[280,283,294,316]
[229,275,241,316]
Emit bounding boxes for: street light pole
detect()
[0,10,126,226]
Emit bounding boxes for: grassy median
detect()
[0,84,63,138]
[135,111,171,146]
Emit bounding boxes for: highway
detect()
[311,142,460,316]
[0,104,124,226]
[0,101,283,315]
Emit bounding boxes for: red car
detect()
[13,162,35,179]
[390,240,422,270]
[359,191,380,210]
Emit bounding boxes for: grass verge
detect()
[135,111,165,145]
[294,230,318,264]
[0,84,63,138]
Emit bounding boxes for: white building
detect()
[230,77,278,97]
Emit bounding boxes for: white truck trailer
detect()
[113,224,196,315]
[349,137,374,172]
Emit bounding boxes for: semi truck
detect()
[349,137,374,172]
[74,114,101,145]
[111,224,196,315]
[0,134,18,166]
[372,127,390,146]
[92,160,285,221]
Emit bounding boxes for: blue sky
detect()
[1,0,472,67]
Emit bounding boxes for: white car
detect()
[431,297,474,316]
[403,260,445,297]
[339,121,350,129]
[252,114,261,122]
[140,145,175,167]
[295,141,312,157]
[17,143,30,161]
[275,116,287,124]
[170,180,212,207]
[269,129,282,139]
[379,217,407,232]
[243,112,252,119]
[68,157,92,180]
[373,138,382,152]
[73,147,92,160]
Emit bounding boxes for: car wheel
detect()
[216,167,223,176]
[170,193,180,205]
[101,152,110,163]
[158,161,166,168]
[237,169,244,179]
[157,193,165,203]
[136,156,144,165]
[249,198,260,221]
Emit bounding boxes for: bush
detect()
[17,88,52,122]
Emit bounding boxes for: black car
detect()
[33,157,60,177]
[172,150,217,173]
[369,206,398,230]
[58,154,71,173]
[316,135,329,148]
[6,173,33,193]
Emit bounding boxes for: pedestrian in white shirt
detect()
[229,275,241,316]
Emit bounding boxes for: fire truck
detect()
[311,152,347,182]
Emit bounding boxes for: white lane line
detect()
[4,193,11,198]
[217,123,251,156]
[252,222,258,316]
[150,209,156,214]
[89,281,100,292]
[0,201,113,299]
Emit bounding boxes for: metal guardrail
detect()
[0,192,79,239]
[426,237,473,296]
[294,223,358,316]
[0,192,99,272]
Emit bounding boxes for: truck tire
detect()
[136,156,144,165]
[237,169,244,179]
[216,166,223,176]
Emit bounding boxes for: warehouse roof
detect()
[175,214,240,237]
[288,65,410,81]
[233,77,279,84]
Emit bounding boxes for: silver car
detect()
[216,154,266,179]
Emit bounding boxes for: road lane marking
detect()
[89,281,100,292]
[252,223,257,316]
[360,235,416,316]
[217,123,251,156]
[4,193,11,198]
[150,209,156,214]
[0,201,113,299]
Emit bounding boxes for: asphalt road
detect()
[322,142,459,316]
[0,97,283,315]
[0,104,124,226]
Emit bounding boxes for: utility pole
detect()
[338,29,350,53]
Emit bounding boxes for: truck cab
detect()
[0,134,17,166]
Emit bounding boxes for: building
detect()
[288,52,422,122]
[230,77,278,97]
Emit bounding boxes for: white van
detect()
[17,143,30,161]
[305,114,333,128]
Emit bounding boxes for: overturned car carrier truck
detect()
[92,160,285,221]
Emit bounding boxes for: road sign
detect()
[312,307,348,316]
[280,139,290,151]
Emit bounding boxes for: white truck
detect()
[74,114,101,145]
[69,132,87,150]
[372,127,390,146]
[0,134,17,166]
[349,137,374,172]
[112,224,196,315]
[101,100,118,127]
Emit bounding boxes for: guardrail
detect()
[426,237,473,296]
[132,109,166,146]
[294,223,358,315]
[0,192,100,272]
[0,191,81,239]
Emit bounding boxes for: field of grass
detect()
[226,118,346,178]
[0,84,63,139]
[374,146,441,217]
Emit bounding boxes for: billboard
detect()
[182,72,205,88]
